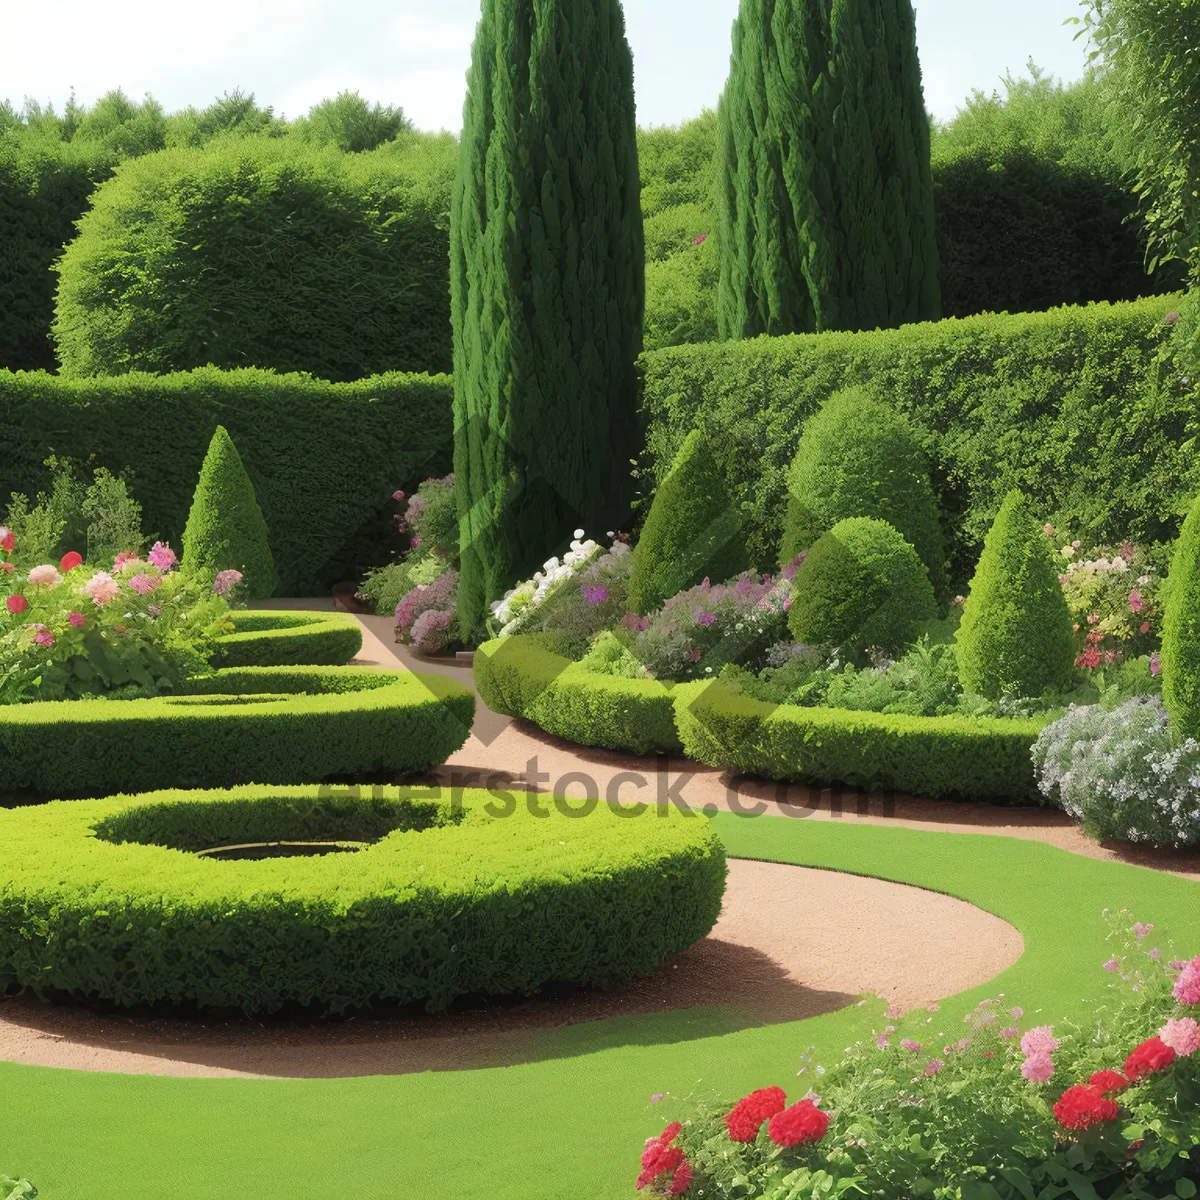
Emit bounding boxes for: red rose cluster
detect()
[1054,1036,1179,1134]
[725,1087,830,1148]
[1053,1084,1120,1131]
[725,1086,787,1143]
[767,1099,831,1148]
[636,1122,693,1195]
[1124,1036,1177,1082]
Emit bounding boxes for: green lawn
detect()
[3,811,1196,1200]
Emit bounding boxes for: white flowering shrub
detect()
[1033,696,1200,848]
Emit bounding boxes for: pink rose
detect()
[129,573,161,596]
[147,541,176,571]
[85,572,120,607]
[27,564,63,589]
[67,611,86,628]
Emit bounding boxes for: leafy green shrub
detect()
[0,366,453,596]
[643,234,719,351]
[1161,491,1200,736]
[787,517,937,658]
[0,1176,36,1199]
[52,139,453,380]
[628,429,749,614]
[957,491,1074,699]
[0,782,725,1013]
[638,297,1186,581]
[182,426,279,600]
[674,678,1042,801]
[780,387,948,598]
[0,665,473,797]
[214,610,362,668]
[290,90,411,153]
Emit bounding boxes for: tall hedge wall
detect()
[638,296,1193,582]
[0,366,452,594]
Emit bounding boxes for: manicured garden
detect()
[3,0,1200,1194]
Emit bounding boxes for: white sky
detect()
[2,0,1092,132]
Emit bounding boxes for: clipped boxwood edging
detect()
[0,784,727,1014]
[476,635,1043,801]
[0,666,473,797]
[214,610,364,668]
[475,635,681,754]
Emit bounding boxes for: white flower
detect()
[1061,546,1076,560]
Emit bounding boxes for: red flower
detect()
[636,1123,686,1191]
[1054,1084,1120,1131]
[59,550,83,573]
[1124,1036,1177,1081]
[0,527,13,552]
[668,1159,693,1194]
[5,594,27,615]
[725,1086,787,1143]
[1088,1069,1130,1096]
[767,1099,830,1148]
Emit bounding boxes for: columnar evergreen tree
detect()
[716,0,940,338]
[451,0,645,639]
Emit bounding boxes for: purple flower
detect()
[411,607,455,654]
[1166,312,1180,324]
[147,541,176,571]
[1150,651,1161,676]
[581,585,609,607]
[924,1059,944,1077]
[129,573,161,596]
[213,569,243,596]
[1104,959,1121,972]
[1132,922,1154,941]
[693,233,708,246]
[685,649,702,663]
[692,608,716,628]
[650,1093,665,1104]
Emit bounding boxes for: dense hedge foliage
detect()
[0,366,453,594]
[214,610,363,668]
[53,139,454,381]
[0,784,725,1013]
[675,679,1042,802]
[638,297,1189,582]
[1161,492,1200,736]
[0,665,473,797]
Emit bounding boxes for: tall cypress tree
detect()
[716,0,940,338]
[451,0,644,640]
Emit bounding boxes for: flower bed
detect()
[0,783,726,1014]
[213,610,363,668]
[0,665,474,797]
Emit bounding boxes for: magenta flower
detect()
[1129,589,1144,614]
[693,609,716,628]
[923,1059,944,1077]
[212,569,243,596]
[67,611,85,627]
[147,541,176,571]
[392,490,406,502]
[1104,959,1121,972]
[33,627,54,648]
[1021,1055,1055,1083]
[1021,1026,1060,1057]
[410,536,423,548]
[582,585,609,607]
[1150,652,1162,676]
[1174,956,1200,1006]
[693,233,708,245]
[875,1036,889,1050]
[129,573,160,596]
[900,1039,922,1053]
[1131,922,1154,941]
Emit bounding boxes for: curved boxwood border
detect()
[0,666,474,796]
[475,635,681,754]
[475,635,1042,801]
[214,610,363,668]
[0,784,726,1014]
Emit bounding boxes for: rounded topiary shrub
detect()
[956,489,1074,700]
[628,428,749,614]
[787,516,936,657]
[781,387,949,602]
[51,138,454,381]
[1161,491,1200,736]
[182,425,279,599]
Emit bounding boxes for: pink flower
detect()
[113,551,141,569]
[147,541,176,571]
[1166,311,1180,323]
[1022,1026,1060,1057]
[392,490,405,502]
[1159,1017,1200,1057]
[1174,956,1200,1006]
[693,609,716,628]
[1132,922,1154,941]
[67,611,86,627]
[33,627,54,648]
[621,611,651,633]
[0,561,12,575]
[946,1038,972,1053]
[1000,1026,1019,1039]
[685,649,702,663]
[411,607,455,654]
[1139,621,1151,634]
[923,1059,944,1077]
[129,573,160,596]
[0,526,13,553]
[1129,590,1144,613]
[582,585,609,607]
[1150,652,1162,676]
[212,569,243,596]
[410,536,423,548]
[900,1039,922,1052]
[1010,1007,1024,1019]
[693,233,708,245]
[1104,959,1121,972]
[875,1036,889,1050]
[85,572,119,607]
[1022,1055,1055,1083]
[27,564,62,589]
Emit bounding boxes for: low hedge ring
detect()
[0,666,474,797]
[213,610,364,668]
[0,784,728,1014]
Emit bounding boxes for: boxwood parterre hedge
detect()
[214,610,363,668]
[0,665,473,797]
[0,784,727,1013]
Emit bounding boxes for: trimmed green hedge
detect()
[0,366,453,594]
[0,665,472,797]
[476,635,1042,801]
[475,636,681,754]
[214,611,363,668]
[638,297,1192,582]
[0,783,726,1013]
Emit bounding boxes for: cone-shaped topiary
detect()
[787,516,935,657]
[780,387,949,602]
[451,0,645,640]
[182,426,279,600]
[1161,492,1200,735]
[955,490,1073,700]
[628,429,750,614]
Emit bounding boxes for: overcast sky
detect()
[3,0,1092,132]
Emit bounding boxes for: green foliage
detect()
[0,366,454,595]
[787,517,937,658]
[182,426,279,600]
[643,233,719,351]
[628,430,749,614]
[956,490,1075,699]
[52,138,453,380]
[451,0,644,639]
[0,782,724,1014]
[0,1177,36,1199]
[638,296,1188,581]
[0,665,474,797]
[781,387,948,599]
[214,610,363,668]
[291,90,411,153]
[1161,490,1200,735]
[637,112,718,216]
[675,677,1041,801]
[163,90,283,149]
[716,0,939,338]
